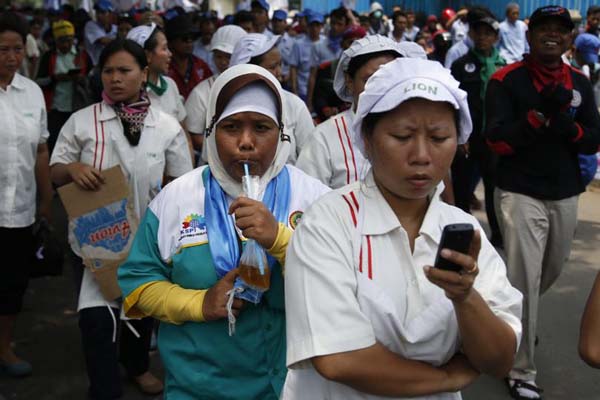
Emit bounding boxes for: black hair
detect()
[98,38,148,71]
[587,6,600,16]
[330,7,350,24]
[234,10,254,26]
[0,12,29,43]
[392,10,408,23]
[361,107,460,142]
[144,26,165,51]
[347,50,401,78]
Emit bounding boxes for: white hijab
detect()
[205,64,291,199]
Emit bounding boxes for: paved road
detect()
[1,185,599,399]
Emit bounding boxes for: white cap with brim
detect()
[353,58,472,155]
[126,23,157,48]
[210,25,248,54]
[230,33,281,66]
[216,81,280,126]
[397,41,428,59]
[334,35,402,103]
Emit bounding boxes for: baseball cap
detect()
[230,33,281,66]
[251,0,269,12]
[471,16,500,32]
[529,5,574,31]
[297,8,313,18]
[575,33,600,64]
[308,12,324,24]
[52,20,75,39]
[94,0,114,12]
[210,25,247,54]
[353,58,472,155]
[273,9,287,21]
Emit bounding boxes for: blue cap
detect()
[94,0,114,12]
[297,8,313,18]
[308,12,324,24]
[251,0,269,11]
[273,9,287,21]
[575,33,600,64]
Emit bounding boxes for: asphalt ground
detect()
[1,184,599,400]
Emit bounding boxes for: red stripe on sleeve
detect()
[366,235,373,280]
[349,191,359,211]
[572,123,584,142]
[93,105,99,169]
[486,139,515,155]
[99,121,106,171]
[341,116,358,182]
[335,118,351,185]
[341,194,357,226]
[490,61,523,83]
[358,243,363,273]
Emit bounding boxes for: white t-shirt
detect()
[283,172,523,400]
[148,75,187,122]
[0,73,49,228]
[185,75,217,135]
[296,109,368,189]
[50,102,193,310]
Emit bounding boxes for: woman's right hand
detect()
[67,162,105,191]
[202,269,245,321]
[441,353,480,392]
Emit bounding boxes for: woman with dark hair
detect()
[0,11,53,378]
[284,58,522,399]
[118,63,329,399]
[50,39,192,398]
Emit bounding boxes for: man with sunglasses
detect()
[485,6,600,399]
[166,13,212,100]
[83,0,117,66]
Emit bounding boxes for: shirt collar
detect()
[98,101,157,127]
[359,170,445,241]
[6,73,26,91]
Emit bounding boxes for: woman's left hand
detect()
[423,230,482,303]
[229,197,279,249]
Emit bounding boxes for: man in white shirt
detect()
[84,0,117,66]
[498,3,529,64]
[388,11,408,43]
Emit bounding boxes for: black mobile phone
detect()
[433,223,474,273]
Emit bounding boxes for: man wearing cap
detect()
[84,0,117,66]
[573,33,600,79]
[272,10,294,89]
[185,25,247,156]
[450,7,505,248]
[498,3,529,64]
[37,19,92,153]
[165,13,212,100]
[290,12,324,100]
[251,0,273,38]
[367,2,389,36]
[485,6,600,399]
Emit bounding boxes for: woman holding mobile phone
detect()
[283,58,523,399]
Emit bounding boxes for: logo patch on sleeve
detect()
[289,211,304,230]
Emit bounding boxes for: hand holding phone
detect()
[434,223,474,273]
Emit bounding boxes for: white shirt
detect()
[283,172,523,400]
[84,20,117,66]
[148,75,187,122]
[186,84,314,165]
[296,109,368,189]
[450,20,469,45]
[50,102,193,310]
[0,74,49,228]
[498,19,529,64]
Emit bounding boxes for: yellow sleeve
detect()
[123,280,207,325]
[267,222,293,268]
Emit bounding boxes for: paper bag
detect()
[58,166,138,301]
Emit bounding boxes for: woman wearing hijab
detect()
[283,58,523,400]
[229,33,315,164]
[118,64,330,399]
[50,39,192,398]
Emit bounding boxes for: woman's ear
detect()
[141,66,149,84]
[362,135,372,161]
[344,72,354,96]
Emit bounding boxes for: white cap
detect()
[126,23,157,49]
[353,58,472,155]
[397,41,428,59]
[370,1,383,12]
[210,25,247,54]
[334,35,402,103]
[230,33,281,66]
[216,81,279,126]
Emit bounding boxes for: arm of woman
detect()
[425,230,520,378]
[579,271,600,368]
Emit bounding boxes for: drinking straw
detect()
[243,162,266,276]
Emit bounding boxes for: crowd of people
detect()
[1,1,600,400]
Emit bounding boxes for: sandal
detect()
[506,378,543,400]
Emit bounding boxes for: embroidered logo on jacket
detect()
[289,211,304,230]
[179,213,207,242]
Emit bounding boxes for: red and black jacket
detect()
[484,61,600,200]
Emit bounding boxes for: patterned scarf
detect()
[102,90,151,146]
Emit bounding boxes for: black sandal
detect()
[506,378,544,400]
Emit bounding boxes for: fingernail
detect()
[423,266,430,274]
[441,249,451,257]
